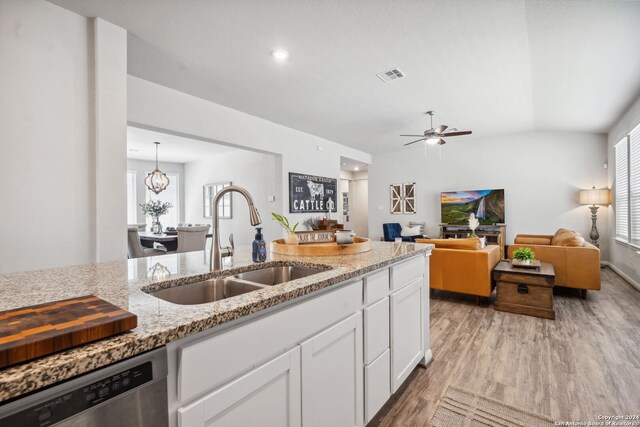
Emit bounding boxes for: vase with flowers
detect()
[468,213,480,238]
[140,200,173,234]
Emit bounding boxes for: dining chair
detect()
[176,225,210,253]
[127,227,166,258]
[128,223,147,231]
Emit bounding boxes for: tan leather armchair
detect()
[416,238,501,297]
[508,234,601,296]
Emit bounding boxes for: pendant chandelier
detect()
[144,142,170,194]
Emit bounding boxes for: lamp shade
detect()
[579,187,610,205]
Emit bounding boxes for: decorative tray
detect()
[270,237,371,256]
[510,259,541,269]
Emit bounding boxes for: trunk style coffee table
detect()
[493,260,556,319]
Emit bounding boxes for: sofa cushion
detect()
[400,225,422,237]
[514,235,553,245]
[551,229,585,247]
[417,238,481,250]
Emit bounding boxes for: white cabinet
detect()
[365,349,390,423]
[390,278,424,392]
[168,253,431,427]
[178,347,301,427]
[301,313,363,427]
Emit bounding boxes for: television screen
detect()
[441,189,505,225]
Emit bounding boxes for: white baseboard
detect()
[607,263,640,292]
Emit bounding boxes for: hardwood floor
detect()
[373,267,640,426]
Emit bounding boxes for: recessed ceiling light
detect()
[272,49,289,60]
[354,166,360,171]
[342,162,347,166]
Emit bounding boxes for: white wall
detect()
[183,150,280,246]
[368,131,609,259]
[0,1,127,273]
[127,159,185,225]
[607,95,640,287]
[128,76,371,238]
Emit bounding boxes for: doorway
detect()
[340,157,369,238]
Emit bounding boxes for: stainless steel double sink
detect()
[146,265,327,305]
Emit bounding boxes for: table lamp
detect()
[579,186,610,247]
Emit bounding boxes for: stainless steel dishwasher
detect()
[0,347,168,427]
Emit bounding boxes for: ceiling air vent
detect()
[376,67,406,83]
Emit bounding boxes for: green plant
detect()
[272,212,299,233]
[140,200,173,217]
[302,216,322,231]
[513,247,535,261]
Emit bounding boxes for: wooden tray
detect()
[270,237,371,256]
[510,259,541,269]
[0,295,137,368]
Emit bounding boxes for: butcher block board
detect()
[0,295,137,368]
[270,237,371,256]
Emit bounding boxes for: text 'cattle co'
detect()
[288,172,338,213]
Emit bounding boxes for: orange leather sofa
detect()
[508,233,601,297]
[416,238,501,297]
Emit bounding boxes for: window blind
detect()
[615,138,629,240]
[630,124,640,244]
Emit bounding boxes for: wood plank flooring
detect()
[373,267,640,426]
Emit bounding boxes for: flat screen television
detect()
[441,189,505,225]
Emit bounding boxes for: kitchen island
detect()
[0,241,432,426]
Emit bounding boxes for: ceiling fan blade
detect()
[434,125,448,134]
[400,134,425,137]
[437,139,446,145]
[404,138,426,146]
[442,130,472,137]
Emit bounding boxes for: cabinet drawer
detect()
[364,297,389,364]
[179,280,362,403]
[391,256,425,291]
[365,349,391,424]
[364,269,389,305]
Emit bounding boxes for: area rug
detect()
[429,385,555,427]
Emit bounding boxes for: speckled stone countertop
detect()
[0,241,432,403]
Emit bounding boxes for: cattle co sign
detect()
[289,172,338,213]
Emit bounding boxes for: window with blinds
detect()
[615,122,640,245]
[630,124,640,245]
[615,138,629,240]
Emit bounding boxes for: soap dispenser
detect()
[252,227,267,262]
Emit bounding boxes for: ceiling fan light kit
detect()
[401,111,472,151]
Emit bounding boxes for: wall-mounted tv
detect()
[441,189,505,225]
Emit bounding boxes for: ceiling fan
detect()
[401,111,472,146]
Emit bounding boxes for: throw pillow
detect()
[551,229,585,247]
[400,225,421,237]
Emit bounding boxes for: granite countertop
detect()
[0,241,432,403]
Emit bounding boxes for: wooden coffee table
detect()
[493,260,556,319]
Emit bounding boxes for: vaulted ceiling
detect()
[51,0,640,153]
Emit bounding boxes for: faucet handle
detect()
[228,233,234,256]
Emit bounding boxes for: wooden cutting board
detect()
[0,295,137,368]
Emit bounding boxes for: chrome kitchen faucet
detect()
[210,185,262,270]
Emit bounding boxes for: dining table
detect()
[139,231,213,252]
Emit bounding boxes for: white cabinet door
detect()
[301,313,363,427]
[178,347,301,427]
[390,278,424,392]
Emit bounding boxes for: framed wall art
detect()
[390,182,416,214]
[289,172,338,213]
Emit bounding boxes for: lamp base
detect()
[588,205,600,247]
